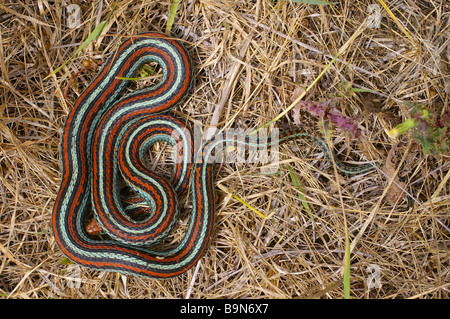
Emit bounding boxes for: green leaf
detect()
[287,0,338,5]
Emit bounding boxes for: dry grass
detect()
[0,0,449,299]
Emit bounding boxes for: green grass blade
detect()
[343,233,351,299]
[287,165,315,224]
[167,0,181,33]
[217,184,266,218]
[349,87,378,93]
[51,1,119,75]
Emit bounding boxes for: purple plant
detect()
[298,99,362,139]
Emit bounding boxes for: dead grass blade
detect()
[1,0,448,299]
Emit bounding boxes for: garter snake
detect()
[52,32,373,278]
